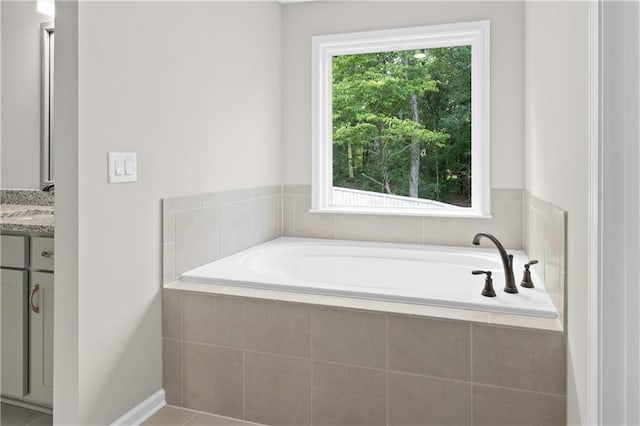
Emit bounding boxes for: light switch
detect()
[124,159,136,176]
[108,152,137,183]
[114,160,125,176]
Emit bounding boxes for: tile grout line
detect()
[385,314,389,426]
[292,194,298,237]
[172,212,178,281]
[309,307,314,426]
[180,337,490,387]
[25,412,49,426]
[180,293,185,408]
[470,323,474,425]
[178,406,263,426]
[241,300,246,421]
[181,411,198,426]
[280,187,284,237]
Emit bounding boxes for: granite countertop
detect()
[1,204,55,233]
[0,190,55,234]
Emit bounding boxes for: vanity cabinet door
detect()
[1,269,28,398]
[28,271,53,405]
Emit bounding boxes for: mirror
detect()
[40,22,54,188]
[1,3,54,190]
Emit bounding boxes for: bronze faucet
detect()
[472,232,518,294]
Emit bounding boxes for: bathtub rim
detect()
[177,237,558,319]
[165,280,563,333]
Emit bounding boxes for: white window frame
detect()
[311,21,491,218]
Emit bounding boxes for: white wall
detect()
[1,1,50,189]
[524,2,588,424]
[52,1,79,423]
[600,1,640,423]
[282,1,525,190]
[55,2,282,423]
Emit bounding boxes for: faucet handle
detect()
[472,270,496,298]
[525,260,539,268]
[521,260,539,288]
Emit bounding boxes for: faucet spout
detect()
[472,232,518,294]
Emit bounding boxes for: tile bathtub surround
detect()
[283,185,523,249]
[163,185,526,286]
[162,289,566,426]
[523,192,567,329]
[162,186,282,285]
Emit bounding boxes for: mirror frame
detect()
[40,22,55,189]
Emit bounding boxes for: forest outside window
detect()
[311,21,491,217]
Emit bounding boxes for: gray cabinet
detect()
[1,269,28,398]
[0,234,53,407]
[28,271,53,404]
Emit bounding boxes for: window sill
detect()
[309,206,493,219]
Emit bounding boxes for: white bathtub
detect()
[181,237,558,318]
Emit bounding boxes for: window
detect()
[311,21,490,217]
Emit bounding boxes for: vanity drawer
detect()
[31,237,54,272]
[1,235,28,269]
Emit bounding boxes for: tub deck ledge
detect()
[165,280,563,333]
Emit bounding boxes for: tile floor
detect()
[144,405,263,426]
[1,403,52,426]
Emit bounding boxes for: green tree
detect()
[332,46,472,206]
[332,51,447,195]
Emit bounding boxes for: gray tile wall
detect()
[162,186,282,285]
[283,185,524,249]
[163,185,527,285]
[523,192,567,329]
[162,290,566,426]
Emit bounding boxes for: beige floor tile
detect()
[27,414,52,425]
[143,406,196,426]
[185,412,261,426]
[0,404,47,426]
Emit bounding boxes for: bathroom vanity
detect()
[1,190,54,409]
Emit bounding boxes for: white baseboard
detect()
[111,389,166,426]
[0,396,53,414]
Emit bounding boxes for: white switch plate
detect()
[108,152,137,183]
